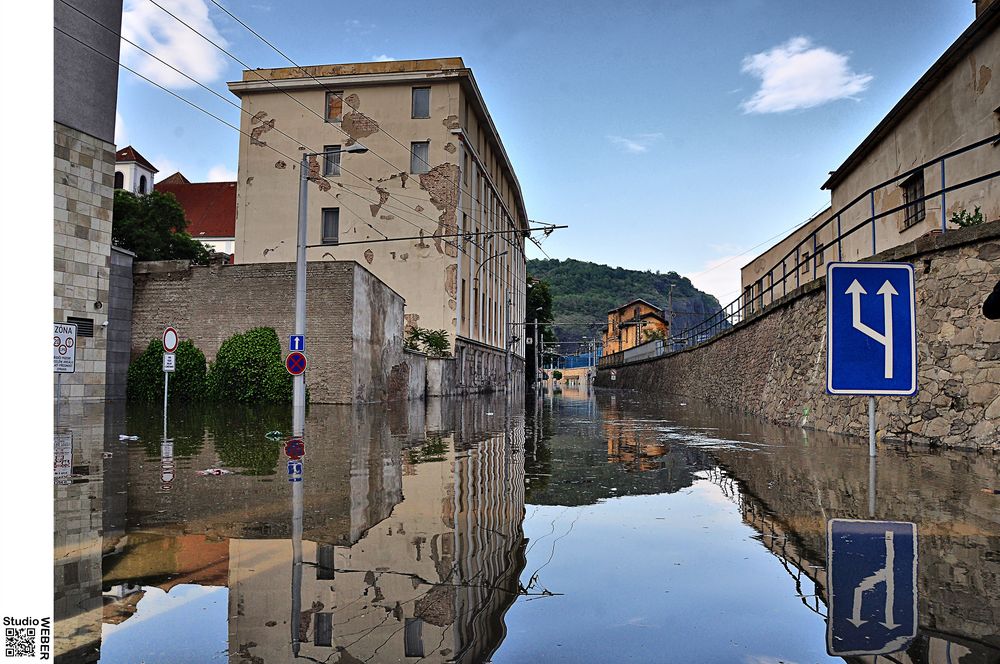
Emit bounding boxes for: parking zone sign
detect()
[54,322,78,373]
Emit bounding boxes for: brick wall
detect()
[54,122,116,401]
[131,260,405,404]
[598,222,1000,451]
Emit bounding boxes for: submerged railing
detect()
[600,133,1000,369]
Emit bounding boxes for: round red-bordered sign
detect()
[162,327,179,353]
[286,351,307,375]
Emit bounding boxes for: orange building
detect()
[602,298,670,355]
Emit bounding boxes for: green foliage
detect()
[404,326,452,357]
[526,258,722,347]
[406,435,449,465]
[207,404,290,475]
[951,206,985,228]
[551,370,563,381]
[113,189,212,263]
[127,338,207,402]
[644,329,668,342]
[207,327,294,403]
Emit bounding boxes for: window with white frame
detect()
[410,141,430,174]
[323,144,341,177]
[411,87,430,119]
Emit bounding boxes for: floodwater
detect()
[54,387,1000,663]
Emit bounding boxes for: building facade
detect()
[227,58,528,385]
[113,146,157,195]
[741,1,1000,312]
[156,172,237,256]
[54,0,123,401]
[602,298,670,355]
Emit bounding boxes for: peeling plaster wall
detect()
[230,67,527,369]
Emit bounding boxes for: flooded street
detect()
[54,389,1000,663]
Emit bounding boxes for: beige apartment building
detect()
[227,58,528,385]
[742,0,1000,311]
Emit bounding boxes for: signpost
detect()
[162,327,179,353]
[161,327,178,433]
[827,263,917,456]
[610,369,617,382]
[162,353,176,372]
[290,335,305,352]
[827,519,917,656]
[54,323,77,418]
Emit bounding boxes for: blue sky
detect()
[114,0,974,303]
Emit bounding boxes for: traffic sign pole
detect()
[869,396,876,458]
[293,154,309,440]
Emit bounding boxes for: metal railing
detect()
[601,133,1000,369]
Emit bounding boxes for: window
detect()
[325,90,344,122]
[411,87,430,118]
[321,208,339,245]
[316,544,335,580]
[139,175,147,194]
[404,619,424,657]
[801,251,810,274]
[815,243,825,266]
[114,171,124,189]
[323,145,341,177]
[314,613,333,647]
[410,141,429,174]
[463,152,469,186]
[902,171,925,228]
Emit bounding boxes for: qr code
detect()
[5,627,35,658]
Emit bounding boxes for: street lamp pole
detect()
[293,144,367,437]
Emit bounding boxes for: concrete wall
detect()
[54,123,117,401]
[227,60,527,359]
[131,260,404,404]
[598,222,1000,451]
[105,247,134,400]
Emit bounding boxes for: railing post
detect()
[869,190,876,256]
[782,261,787,297]
[812,233,817,281]
[940,157,947,233]
[795,246,800,289]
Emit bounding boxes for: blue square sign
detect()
[827,519,918,656]
[827,262,917,395]
[290,335,305,352]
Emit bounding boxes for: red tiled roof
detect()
[156,177,236,239]
[115,145,158,173]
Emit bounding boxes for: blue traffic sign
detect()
[827,519,917,656]
[290,335,304,351]
[827,262,917,395]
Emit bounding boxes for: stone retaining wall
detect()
[597,222,1000,451]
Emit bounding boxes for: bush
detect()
[552,370,563,381]
[207,327,293,403]
[404,326,452,357]
[127,338,207,402]
[951,206,985,228]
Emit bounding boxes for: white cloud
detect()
[151,156,186,181]
[206,164,237,181]
[740,36,872,113]
[114,112,127,146]
[687,252,745,306]
[121,0,229,89]
[607,133,664,154]
[372,54,395,62]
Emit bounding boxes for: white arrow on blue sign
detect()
[290,335,305,352]
[827,262,917,395]
[827,519,918,656]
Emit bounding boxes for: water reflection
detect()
[53,388,1000,663]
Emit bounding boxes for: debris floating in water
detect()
[197,468,233,476]
[118,435,139,441]
[264,431,283,440]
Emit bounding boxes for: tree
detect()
[525,276,557,386]
[113,189,211,263]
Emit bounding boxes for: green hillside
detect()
[526,258,722,347]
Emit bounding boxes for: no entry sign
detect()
[286,351,307,376]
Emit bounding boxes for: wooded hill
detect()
[526,258,722,347]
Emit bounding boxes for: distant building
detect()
[156,172,237,257]
[113,145,158,194]
[602,298,670,355]
[741,1,1000,310]
[227,58,529,385]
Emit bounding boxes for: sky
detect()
[112,0,975,305]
